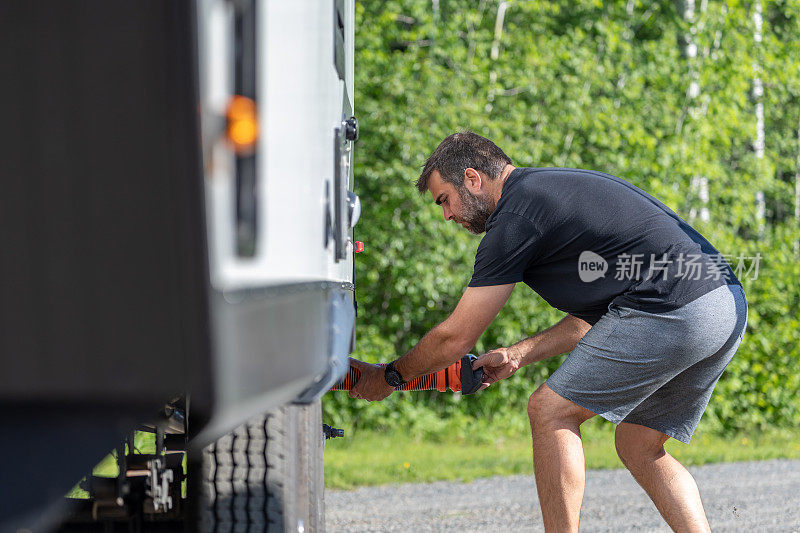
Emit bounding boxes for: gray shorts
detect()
[546,284,748,443]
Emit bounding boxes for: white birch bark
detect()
[795,112,800,255]
[681,0,711,222]
[485,1,509,113]
[753,0,766,237]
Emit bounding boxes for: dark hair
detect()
[416,131,513,193]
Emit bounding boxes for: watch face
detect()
[384,365,404,387]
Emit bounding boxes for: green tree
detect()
[325,0,800,438]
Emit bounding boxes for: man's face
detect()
[428,171,494,234]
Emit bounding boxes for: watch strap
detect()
[384,360,406,387]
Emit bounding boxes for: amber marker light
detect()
[226,95,259,154]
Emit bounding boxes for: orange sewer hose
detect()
[330,359,466,392]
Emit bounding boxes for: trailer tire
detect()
[199,400,324,532]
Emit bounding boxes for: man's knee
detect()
[615,423,668,470]
[527,384,594,430]
[527,388,543,422]
[527,384,556,426]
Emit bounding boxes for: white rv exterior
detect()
[196,0,359,442]
[200,0,356,289]
[1,1,356,529]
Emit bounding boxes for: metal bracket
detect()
[147,457,174,512]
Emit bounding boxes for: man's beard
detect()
[456,187,494,234]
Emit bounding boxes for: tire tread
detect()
[199,401,323,532]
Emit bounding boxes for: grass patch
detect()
[67,432,159,498]
[324,420,800,489]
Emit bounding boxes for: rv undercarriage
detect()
[59,398,336,532]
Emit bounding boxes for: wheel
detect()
[198,400,325,532]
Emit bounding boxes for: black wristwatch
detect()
[384,361,406,388]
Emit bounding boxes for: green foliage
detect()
[325,0,800,438]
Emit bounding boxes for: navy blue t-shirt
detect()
[468,167,740,325]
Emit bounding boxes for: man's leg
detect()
[615,422,711,532]
[528,383,596,533]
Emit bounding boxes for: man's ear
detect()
[464,168,483,194]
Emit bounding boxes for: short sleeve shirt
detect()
[468,167,739,325]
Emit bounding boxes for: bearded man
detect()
[350,131,747,532]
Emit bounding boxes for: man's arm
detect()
[349,284,515,401]
[473,314,591,387]
[395,284,515,379]
[510,314,591,367]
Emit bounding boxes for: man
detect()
[350,131,748,532]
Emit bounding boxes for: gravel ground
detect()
[326,459,800,532]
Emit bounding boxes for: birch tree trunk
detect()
[795,111,800,256]
[680,0,710,222]
[753,0,766,237]
[485,1,509,113]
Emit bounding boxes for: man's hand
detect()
[348,358,395,401]
[472,346,521,390]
